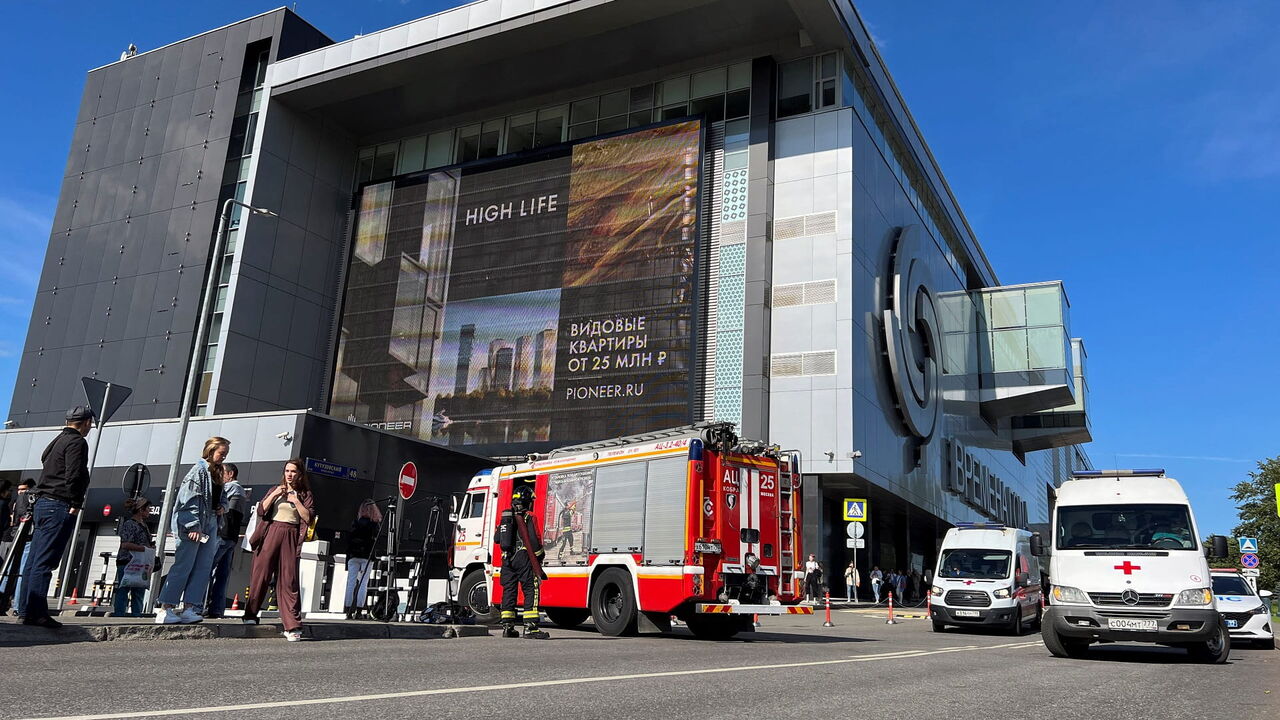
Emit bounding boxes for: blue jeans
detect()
[21,497,79,619]
[204,537,236,616]
[112,564,145,616]
[157,523,218,607]
[14,542,32,617]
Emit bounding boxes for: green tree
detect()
[1226,456,1279,595]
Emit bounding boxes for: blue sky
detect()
[2,1,1274,534]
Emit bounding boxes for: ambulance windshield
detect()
[1055,504,1196,550]
[938,549,1012,580]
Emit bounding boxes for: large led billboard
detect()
[331,120,701,453]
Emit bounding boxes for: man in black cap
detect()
[20,406,95,628]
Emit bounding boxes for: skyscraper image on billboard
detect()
[330,120,702,453]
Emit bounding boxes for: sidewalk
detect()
[0,614,489,645]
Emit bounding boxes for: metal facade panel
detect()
[589,461,647,553]
[642,456,687,565]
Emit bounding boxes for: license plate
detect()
[954,610,980,617]
[1225,619,1238,628]
[1107,618,1157,631]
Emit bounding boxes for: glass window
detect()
[938,550,1011,580]
[397,135,427,175]
[778,58,813,117]
[690,95,724,123]
[568,122,596,140]
[728,61,752,91]
[534,107,566,147]
[202,344,218,373]
[658,76,688,106]
[597,114,627,134]
[1055,504,1196,551]
[371,143,397,179]
[1025,285,1063,326]
[724,118,750,152]
[820,52,837,80]
[1027,327,1066,370]
[991,329,1028,372]
[506,112,536,154]
[661,104,688,121]
[818,79,836,109]
[691,67,726,98]
[628,110,654,128]
[356,155,374,184]
[570,98,599,124]
[1210,575,1253,596]
[478,119,503,158]
[725,88,750,120]
[986,290,1026,329]
[466,492,486,519]
[426,130,453,168]
[629,84,653,112]
[455,124,480,163]
[600,90,629,118]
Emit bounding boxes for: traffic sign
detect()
[846,538,866,549]
[1240,568,1260,577]
[398,462,418,500]
[842,498,868,522]
[121,463,150,498]
[102,504,112,517]
[1240,553,1260,569]
[81,377,132,424]
[846,521,865,539]
[1238,537,1259,554]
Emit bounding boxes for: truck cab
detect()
[929,523,1043,634]
[1041,469,1231,663]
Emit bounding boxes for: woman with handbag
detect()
[156,437,228,624]
[242,458,314,641]
[112,497,152,617]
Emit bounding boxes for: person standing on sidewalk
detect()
[112,498,152,617]
[156,437,227,624]
[242,459,313,641]
[204,462,247,618]
[870,566,883,604]
[343,499,380,619]
[20,406,95,628]
[3,479,34,617]
[844,561,860,602]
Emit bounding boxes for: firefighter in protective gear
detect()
[497,485,548,639]
[554,501,577,561]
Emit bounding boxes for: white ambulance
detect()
[929,523,1043,635]
[1041,469,1231,662]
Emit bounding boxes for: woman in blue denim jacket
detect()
[156,436,228,624]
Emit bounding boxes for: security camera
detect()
[275,431,293,442]
[847,450,863,459]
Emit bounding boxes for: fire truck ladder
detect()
[778,454,797,582]
[545,421,737,457]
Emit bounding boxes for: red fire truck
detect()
[450,422,811,639]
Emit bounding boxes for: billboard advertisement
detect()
[331,120,702,453]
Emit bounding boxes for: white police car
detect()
[1211,569,1274,649]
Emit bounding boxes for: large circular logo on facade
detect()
[882,225,942,441]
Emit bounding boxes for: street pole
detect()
[147,198,275,606]
[54,384,111,612]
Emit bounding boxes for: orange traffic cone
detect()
[231,594,240,611]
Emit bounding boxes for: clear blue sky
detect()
[1,1,1274,535]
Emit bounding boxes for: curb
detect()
[0,621,489,644]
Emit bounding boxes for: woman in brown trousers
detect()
[242,458,314,641]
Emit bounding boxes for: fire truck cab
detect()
[450,422,811,639]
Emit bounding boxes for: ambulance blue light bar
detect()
[1071,469,1165,477]
[954,522,1008,530]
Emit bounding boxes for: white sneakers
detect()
[282,630,303,642]
[155,607,203,624]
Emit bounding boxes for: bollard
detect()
[822,591,834,627]
[886,592,897,624]
[926,593,931,619]
[754,613,761,628]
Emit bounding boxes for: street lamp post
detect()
[147,198,275,606]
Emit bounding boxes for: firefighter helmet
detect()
[512,485,535,510]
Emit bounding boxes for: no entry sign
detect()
[398,462,418,500]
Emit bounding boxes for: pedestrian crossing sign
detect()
[843,498,868,522]
[1237,537,1258,554]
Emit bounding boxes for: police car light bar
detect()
[1071,469,1165,477]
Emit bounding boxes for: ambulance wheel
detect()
[1042,624,1089,658]
[686,615,742,640]
[545,607,589,629]
[1188,620,1230,664]
[931,619,946,632]
[1010,608,1025,636]
[590,568,638,636]
[459,569,498,625]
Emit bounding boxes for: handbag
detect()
[119,547,155,588]
[305,514,319,542]
[246,510,270,551]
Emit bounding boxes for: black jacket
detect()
[34,428,90,510]
[347,517,378,559]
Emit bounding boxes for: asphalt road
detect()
[1,610,1276,720]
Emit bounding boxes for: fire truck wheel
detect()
[590,568,638,636]
[685,615,741,641]
[544,608,590,629]
[459,569,499,625]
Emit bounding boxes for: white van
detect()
[1042,469,1231,663]
[929,523,1043,634]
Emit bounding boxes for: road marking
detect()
[26,642,1044,720]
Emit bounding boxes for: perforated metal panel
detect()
[772,279,836,308]
[589,462,647,553]
[771,350,837,377]
[642,457,689,565]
